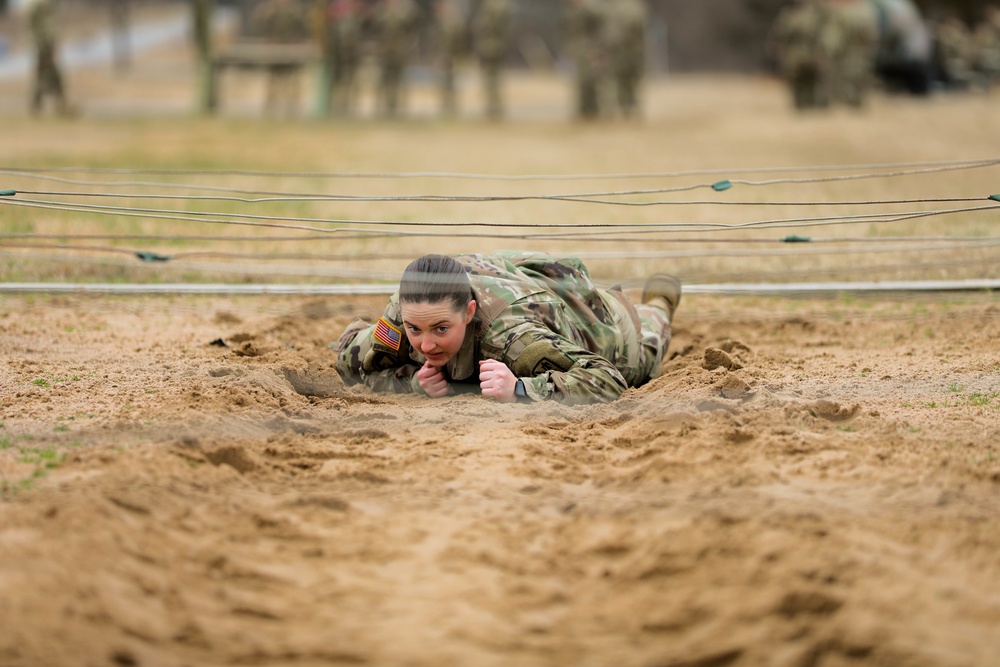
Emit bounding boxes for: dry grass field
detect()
[2,34,1000,667]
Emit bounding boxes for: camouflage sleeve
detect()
[335,296,423,394]
[500,324,629,405]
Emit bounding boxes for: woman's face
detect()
[400,299,476,367]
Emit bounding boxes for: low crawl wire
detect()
[1,232,992,245]
[5,196,998,237]
[15,189,992,208]
[4,159,999,201]
[4,237,997,262]
[3,157,997,180]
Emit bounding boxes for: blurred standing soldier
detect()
[565,0,608,120]
[934,15,975,89]
[251,0,310,116]
[371,0,420,118]
[473,0,512,120]
[193,0,216,112]
[769,0,836,110]
[605,0,646,119]
[27,0,73,116]
[435,0,467,116]
[828,0,877,108]
[325,0,364,115]
[973,6,1000,90]
[109,0,131,73]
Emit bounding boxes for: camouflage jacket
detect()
[605,0,646,73]
[372,0,420,61]
[336,251,652,404]
[474,0,512,62]
[251,0,309,43]
[29,0,58,50]
[771,2,837,72]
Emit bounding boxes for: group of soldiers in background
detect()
[770,0,1000,111]
[20,0,650,121]
[254,0,647,120]
[564,0,647,120]
[932,6,1000,91]
[303,0,513,119]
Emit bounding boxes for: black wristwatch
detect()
[514,379,527,399]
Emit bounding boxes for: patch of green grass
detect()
[948,383,965,393]
[32,378,50,388]
[0,436,71,498]
[17,446,62,468]
[966,392,995,407]
[837,425,858,433]
[925,402,938,408]
[2,442,65,498]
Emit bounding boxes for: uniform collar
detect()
[447,323,478,382]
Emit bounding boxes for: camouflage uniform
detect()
[27,0,70,116]
[371,0,420,117]
[605,0,646,118]
[473,0,512,120]
[565,0,608,119]
[435,0,467,116]
[335,251,673,405]
[829,0,878,107]
[325,0,364,115]
[973,7,1000,89]
[251,0,310,116]
[934,17,975,89]
[770,0,837,110]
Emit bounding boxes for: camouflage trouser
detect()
[789,63,829,109]
[32,45,65,112]
[263,64,301,117]
[441,56,457,115]
[614,64,641,117]
[380,58,405,116]
[634,303,672,383]
[602,293,672,388]
[330,56,360,114]
[577,69,601,119]
[481,56,503,119]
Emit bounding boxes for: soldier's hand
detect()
[417,361,451,398]
[479,359,517,403]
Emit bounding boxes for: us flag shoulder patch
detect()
[373,317,402,351]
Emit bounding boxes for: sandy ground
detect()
[3,14,1000,665]
[1,289,999,667]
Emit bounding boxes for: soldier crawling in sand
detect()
[332,251,681,405]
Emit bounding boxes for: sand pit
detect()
[2,288,999,666]
[1,59,1000,665]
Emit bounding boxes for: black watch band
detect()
[514,379,527,398]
